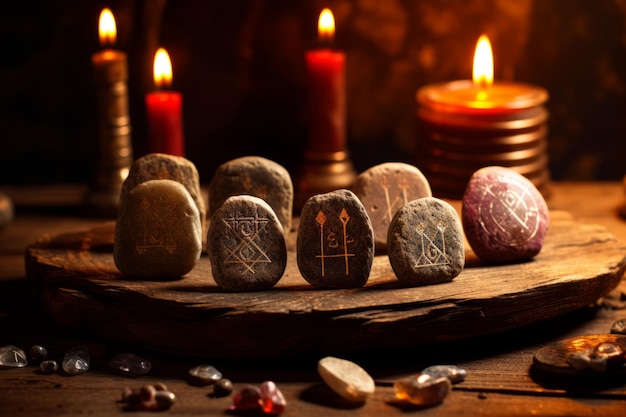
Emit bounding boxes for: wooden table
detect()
[1,182,626,416]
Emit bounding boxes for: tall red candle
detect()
[145,48,185,156]
[305,8,346,153]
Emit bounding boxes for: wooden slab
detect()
[25,210,626,359]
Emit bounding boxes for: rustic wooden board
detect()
[25,210,626,359]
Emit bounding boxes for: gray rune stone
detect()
[462,166,549,263]
[352,162,431,253]
[387,197,464,287]
[120,153,206,237]
[207,195,287,291]
[297,189,374,289]
[114,179,202,278]
[208,156,293,234]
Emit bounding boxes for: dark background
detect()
[1,0,625,186]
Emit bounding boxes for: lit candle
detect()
[415,34,550,199]
[305,8,346,153]
[145,48,185,157]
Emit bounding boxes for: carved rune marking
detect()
[381,174,410,223]
[222,211,271,275]
[414,221,450,268]
[315,209,355,277]
[136,197,177,254]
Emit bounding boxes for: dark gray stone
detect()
[387,197,464,286]
[114,179,202,278]
[352,162,431,252]
[462,166,549,263]
[297,189,374,288]
[120,153,206,235]
[207,195,286,291]
[208,156,293,234]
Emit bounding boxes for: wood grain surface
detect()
[25,210,626,359]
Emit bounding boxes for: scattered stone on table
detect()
[317,356,375,402]
[566,351,591,370]
[393,373,451,406]
[28,345,48,363]
[462,166,549,263]
[213,378,234,397]
[120,383,176,411]
[188,364,223,386]
[0,345,28,368]
[62,346,90,375]
[207,195,287,291]
[39,360,58,374]
[297,189,374,289]
[611,318,626,334]
[590,342,625,372]
[259,381,287,414]
[352,162,432,252]
[208,155,293,234]
[421,365,467,384]
[120,153,206,235]
[0,192,14,230]
[114,179,202,278]
[387,197,464,287]
[231,385,262,411]
[109,353,152,376]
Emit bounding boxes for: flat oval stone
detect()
[352,162,431,252]
[462,166,549,263]
[208,195,286,291]
[387,197,464,286]
[394,373,451,406]
[120,153,206,235]
[114,179,202,278]
[297,189,374,288]
[317,356,375,402]
[208,156,293,233]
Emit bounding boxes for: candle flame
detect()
[472,34,494,91]
[98,8,117,47]
[153,48,173,89]
[318,8,335,43]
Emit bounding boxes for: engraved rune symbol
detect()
[223,212,271,275]
[315,209,355,277]
[136,197,177,254]
[381,174,410,223]
[414,221,450,268]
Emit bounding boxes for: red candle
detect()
[145,48,185,156]
[305,8,346,153]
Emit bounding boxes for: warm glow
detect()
[153,48,173,89]
[318,8,335,43]
[98,8,117,47]
[472,34,494,90]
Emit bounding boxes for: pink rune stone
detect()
[461,166,549,263]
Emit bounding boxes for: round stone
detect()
[421,365,467,384]
[39,360,58,374]
[188,364,223,386]
[317,356,375,402]
[213,378,234,397]
[297,189,375,288]
[387,197,465,286]
[462,166,549,263]
[29,345,48,363]
[114,179,202,278]
[352,162,432,252]
[394,373,451,406]
[208,195,287,291]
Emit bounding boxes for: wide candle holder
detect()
[416,35,549,200]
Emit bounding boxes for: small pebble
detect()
[352,162,432,252]
[29,345,48,363]
[317,356,375,402]
[0,345,28,368]
[39,360,58,374]
[120,383,176,411]
[387,197,465,286]
[462,166,549,263]
[393,373,451,406]
[114,179,202,278]
[109,353,151,376]
[208,155,294,234]
[610,318,626,335]
[188,364,223,386]
[566,351,592,370]
[62,346,90,375]
[213,378,234,397]
[297,190,375,288]
[207,195,287,291]
[231,385,262,411]
[259,381,287,414]
[421,365,467,384]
